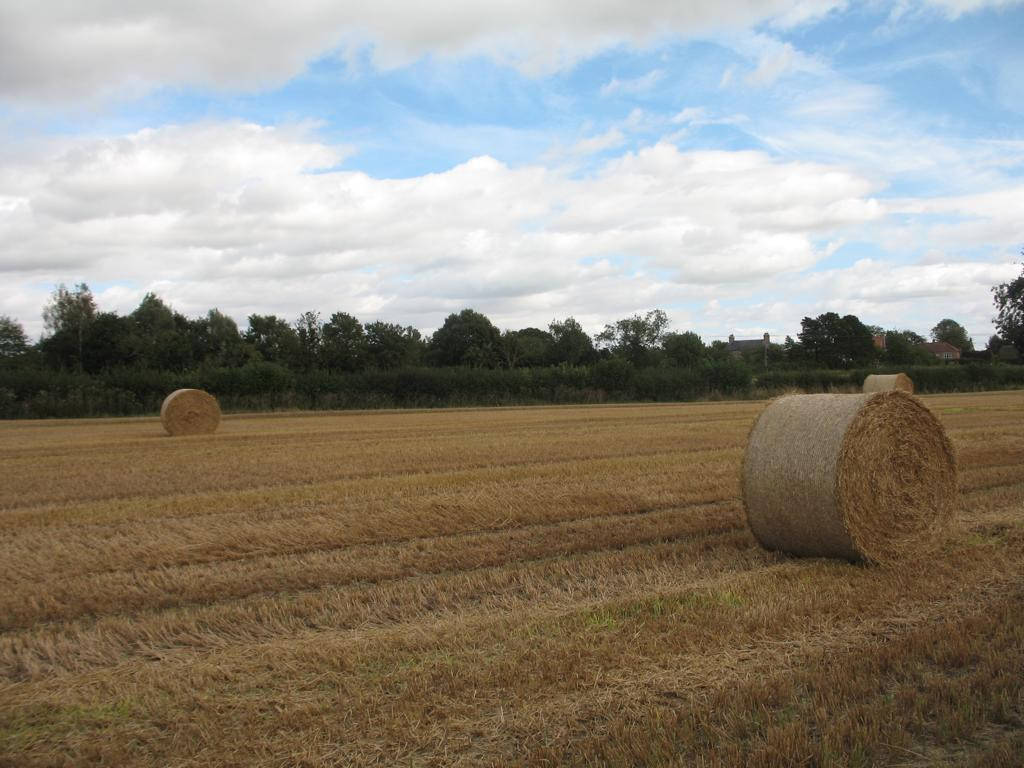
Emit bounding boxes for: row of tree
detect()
[1,261,1022,375]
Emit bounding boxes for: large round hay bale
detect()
[742,391,956,563]
[863,373,914,394]
[160,389,221,436]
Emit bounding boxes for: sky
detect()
[1,1,1022,345]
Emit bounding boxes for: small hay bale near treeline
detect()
[160,389,221,436]
[742,390,956,563]
[863,373,914,394]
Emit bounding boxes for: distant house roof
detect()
[727,333,769,352]
[919,341,961,358]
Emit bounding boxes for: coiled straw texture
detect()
[742,391,956,563]
[160,389,221,436]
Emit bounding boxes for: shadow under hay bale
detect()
[160,389,221,436]
[742,391,956,563]
[862,373,914,394]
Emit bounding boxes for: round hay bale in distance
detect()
[160,389,221,436]
[742,391,956,563]
[862,373,914,394]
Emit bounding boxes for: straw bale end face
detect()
[160,389,221,436]
[742,391,956,564]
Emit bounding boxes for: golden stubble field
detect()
[1,392,1023,767]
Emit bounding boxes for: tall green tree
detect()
[428,309,501,368]
[41,283,96,371]
[197,309,244,367]
[293,311,324,371]
[244,314,300,365]
[661,331,705,367]
[992,259,1024,355]
[82,312,133,373]
[514,328,555,368]
[364,321,423,369]
[322,312,367,372]
[548,317,595,366]
[0,316,29,360]
[498,330,524,369]
[781,335,802,362]
[127,293,192,369]
[930,318,974,352]
[498,328,556,369]
[595,310,669,367]
[883,330,933,366]
[797,312,876,368]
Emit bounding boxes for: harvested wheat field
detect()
[1,392,1023,767]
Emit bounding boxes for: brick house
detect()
[918,341,961,362]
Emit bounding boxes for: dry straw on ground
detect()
[742,391,956,563]
[2,395,1023,766]
[862,373,914,393]
[160,389,221,436]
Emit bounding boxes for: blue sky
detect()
[1,1,1022,344]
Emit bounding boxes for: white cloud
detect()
[788,258,1019,342]
[745,42,800,86]
[768,0,849,28]
[730,33,828,88]
[0,0,953,104]
[895,0,1023,19]
[600,69,665,97]
[671,107,708,124]
[569,128,626,156]
[808,258,1013,303]
[686,256,1018,344]
[787,83,888,117]
[0,121,886,337]
[669,107,748,132]
[759,111,1024,196]
[879,186,1024,264]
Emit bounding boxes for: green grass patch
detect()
[0,700,135,753]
